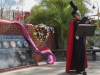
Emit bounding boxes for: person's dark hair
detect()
[71,10,81,17]
[71,10,76,17]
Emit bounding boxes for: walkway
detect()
[0,61,100,75]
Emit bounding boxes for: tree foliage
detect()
[28,0,91,49]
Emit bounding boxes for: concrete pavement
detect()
[0,61,100,75]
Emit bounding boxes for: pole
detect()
[98,7,99,27]
[93,1,99,27]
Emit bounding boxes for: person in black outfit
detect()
[70,1,91,74]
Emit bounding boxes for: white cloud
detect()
[23,0,39,11]
[11,0,39,12]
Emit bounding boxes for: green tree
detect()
[93,22,99,30]
[87,21,100,49]
[27,0,90,49]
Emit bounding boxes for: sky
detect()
[22,0,100,19]
[90,0,100,13]
[22,0,39,11]
[10,0,39,11]
[0,0,100,14]
[0,0,99,12]
[87,0,100,19]
[22,0,100,12]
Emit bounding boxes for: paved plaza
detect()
[0,61,100,75]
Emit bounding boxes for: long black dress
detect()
[73,17,91,73]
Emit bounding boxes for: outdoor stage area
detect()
[0,61,100,75]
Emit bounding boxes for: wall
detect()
[0,23,55,72]
[25,24,55,62]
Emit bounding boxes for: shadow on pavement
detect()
[58,71,79,75]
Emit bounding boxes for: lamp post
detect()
[92,1,99,27]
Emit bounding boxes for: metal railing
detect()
[52,49,100,61]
